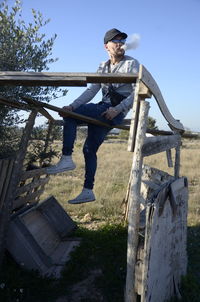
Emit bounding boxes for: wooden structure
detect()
[7,196,78,277]
[0,108,78,276]
[0,65,188,300]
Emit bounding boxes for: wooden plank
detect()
[140,65,184,132]
[166,149,173,167]
[125,101,150,302]
[142,134,181,157]
[0,97,30,110]
[13,188,44,209]
[0,72,138,86]
[174,144,181,178]
[0,76,87,87]
[16,176,49,195]
[140,177,188,301]
[0,159,15,210]
[20,210,60,256]
[7,217,52,272]
[0,160,10,197]
[20,167,48,181]
[128,68,152,153]
[37,196,77,238]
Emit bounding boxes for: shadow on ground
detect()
[0,224,200,302]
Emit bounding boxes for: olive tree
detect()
[0,0,67,157]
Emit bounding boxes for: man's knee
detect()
[83,144,96,157]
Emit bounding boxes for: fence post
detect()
[125,101,150,302]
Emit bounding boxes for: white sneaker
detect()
[46,155,76,174]
[68,188,96,204]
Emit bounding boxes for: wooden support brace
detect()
[128,73,152,153]
[142,134,181,157]
[174,143,181,178]
[166,149,173,167]
[125,100,150,302]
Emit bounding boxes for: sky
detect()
[9,0,200,131]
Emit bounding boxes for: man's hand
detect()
[59,105,73,117]
[101,107,119,120]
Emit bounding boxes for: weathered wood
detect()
[127,81,141,152]
[21,96,128,130]
[138,81,152,98]
[0,110,37,265]
[0,159,15,210]
[142,134,181,157]
[0,72,138,86]
[0,97,30,110]
[125,101,150,302]
[166,149,173,167]
[20,167,48,181]
[38,196,77,238]
[128,69,152,153]
[174,144,181,178]
[0,160,10,198]
[139,177,188,302]
[21,209,60,255]
[14,188,44,209]
[140,65,184,132]
[16,176,49,196]
[7,196,78,277]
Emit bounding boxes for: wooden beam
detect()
[127,66,152,153]
[21,96,128,130]
[20,167,48,181]
[166,149,173,167]
[139,65,184,133]
[14,188,44,209]
[0,72,138,86]
[142,134,181,157]
[0,97,30,110]
[16,176,49,196]
[19,96,55,121]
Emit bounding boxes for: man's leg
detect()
[46,115,82,174]
[68,103,125,204]
[83,124,110,190]
[68,123,109,204]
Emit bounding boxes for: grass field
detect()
[0,136,200,301]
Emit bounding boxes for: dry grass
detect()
[41,136,200,227]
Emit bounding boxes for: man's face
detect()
[105,35,125,57]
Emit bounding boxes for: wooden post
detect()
[0,110,37,265]
[174,143,181,178]
[128,67,152,153]
[125,101,150,302]
[166,149,173,167]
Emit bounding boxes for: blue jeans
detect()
[62,102,124,189]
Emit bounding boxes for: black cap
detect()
[104,28,128,44]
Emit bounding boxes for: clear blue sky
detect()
[18,0,200,131]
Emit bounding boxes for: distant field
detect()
[41,137,200,227]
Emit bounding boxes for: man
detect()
[47,28,139,204]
